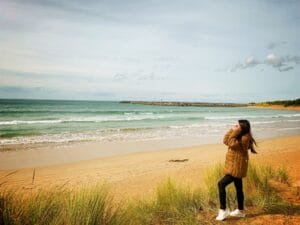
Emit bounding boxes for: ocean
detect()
[0,99,300,146]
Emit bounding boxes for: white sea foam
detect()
[0,114,175,125]
[276,127,300,131]
[168,123,227,129]
[251,121,278,124]
[287,119,300,122]
[0,120,63,125]
[205,113,300,120]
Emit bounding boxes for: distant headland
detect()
[248,98,300,107]
[119,101,247,107]
[120,98,300,110]
[245,98,300,111]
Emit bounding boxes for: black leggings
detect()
[217,174,244,210]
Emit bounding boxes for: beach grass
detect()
[0,183,121,225]
[122,178,204,225]
[0,162,298,225]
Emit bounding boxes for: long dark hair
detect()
[237,119,258,154]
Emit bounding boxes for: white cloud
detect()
[245,56,258,67]
[265,53,283,67]
[230,56,259,72]
[284,55,300,64]
[230,52,300,72]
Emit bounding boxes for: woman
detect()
[216,119,257,221]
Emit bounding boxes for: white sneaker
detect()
[215,208,230,221]
[229,209,246,217]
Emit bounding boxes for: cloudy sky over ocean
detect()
[0,0,299,103]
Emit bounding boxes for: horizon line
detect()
[0,97,298,104]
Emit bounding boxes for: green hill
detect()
[249,98,300,107]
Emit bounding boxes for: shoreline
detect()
[0,134,299,201]
[1,131,299,170]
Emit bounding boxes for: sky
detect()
[0,0,300,103]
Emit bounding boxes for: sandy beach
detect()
[1,0,299,222]
[1,134,299,203]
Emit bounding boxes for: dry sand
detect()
[0,135,299,203]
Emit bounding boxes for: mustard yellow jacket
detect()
[223,128,252,178]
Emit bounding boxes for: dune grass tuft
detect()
[0,183,121,225]
[122,178,204,225]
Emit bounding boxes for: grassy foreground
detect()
[0,162,299,225]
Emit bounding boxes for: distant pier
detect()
[119,101,248,107]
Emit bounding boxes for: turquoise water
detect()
[0,99,300,145]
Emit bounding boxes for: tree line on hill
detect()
[249,98,300,107]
